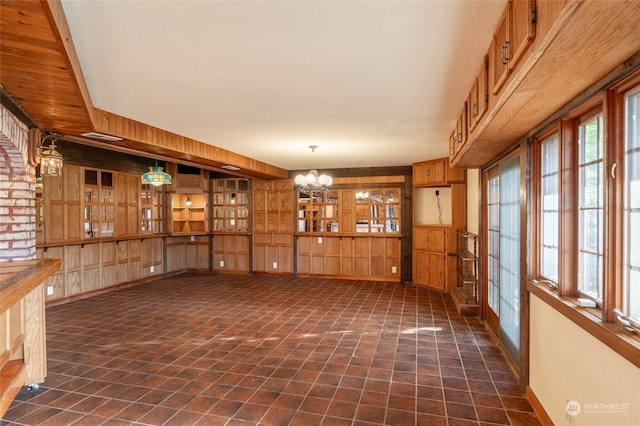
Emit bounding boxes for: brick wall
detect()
[0,105,36,261]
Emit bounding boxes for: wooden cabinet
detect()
[252,180,294,274]
[170,193,207,234]
[413,158,465,187]
[491,7,510,95]
[491,0,536,95]
[43,165,82,242]
[510,0,537,72]
[467,56,489,134]
[141,184,164,234]
[212,178,250,273]
[412,161,467,291]
[83,169,115,239]
[413,159,446,186]
[354,188,400,233]
[297,190,340,233]
[41,165,167,243]
[212,178,250,232]
[455,103,468,155]
[115,173,140,237]
[413,227,447,290]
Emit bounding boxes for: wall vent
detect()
[81,132,123,142]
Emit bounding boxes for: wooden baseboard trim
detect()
[526,386,554,426]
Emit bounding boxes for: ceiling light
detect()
[38,134,64,177]
[141,163,172,186]
[222,165,241,171]
[294,145,333,193]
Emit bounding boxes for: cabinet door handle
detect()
[501,41,510,65]
[472,102,478,118]
[611,162,617,179]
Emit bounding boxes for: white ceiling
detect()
[61,0,506,171]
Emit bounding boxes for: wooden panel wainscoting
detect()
[186,236,210,272]
[297,235,401,281]
[212,234,250,274]
[37,237,164,303]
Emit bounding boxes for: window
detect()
[530,71,640,343]
[578,114,604,301]
[624,88,640,322]
[540,134,559,282]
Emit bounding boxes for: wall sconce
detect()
[38,134,64,176]
[141,161,173,186]
[185,196,192,207]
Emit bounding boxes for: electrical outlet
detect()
[392,266,397,274]
[150,265,154,273]
[272,262,278,269]
[435,189,440,196]
[190,235,195,241]
[47,286,54,296]
[220,260,225,268]
[318,237,322,244]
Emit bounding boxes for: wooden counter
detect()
[0,258,61,418]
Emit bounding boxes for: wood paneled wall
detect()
[252,180,295,274]
[38,237,163,304]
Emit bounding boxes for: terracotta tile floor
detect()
[3,274,541,425]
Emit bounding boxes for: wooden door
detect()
[491,5,510,95]
[428,252,445,290]
[510,0,536,72]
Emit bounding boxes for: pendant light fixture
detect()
[294,145,333,193]
[141,161,173,186]
[38,134,64,176]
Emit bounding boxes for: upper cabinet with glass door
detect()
[212,178,250,232]
[297,190,340,233]
[83,169,115,238]
[355,188,401,233]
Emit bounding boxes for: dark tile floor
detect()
[3,274,540,425]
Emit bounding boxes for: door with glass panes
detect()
[484,154,522,367]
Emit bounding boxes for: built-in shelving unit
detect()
[170,193,207,234]
[453,230,479,316]
[212,178,250,232]
[297,190,340,233]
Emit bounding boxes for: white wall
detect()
[529,295,640,425]
[414,187,452,225]
[466,169,480,234]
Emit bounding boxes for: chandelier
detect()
[294,145,333,193]
[141,162,173,186]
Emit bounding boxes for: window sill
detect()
[527,280,640,368]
